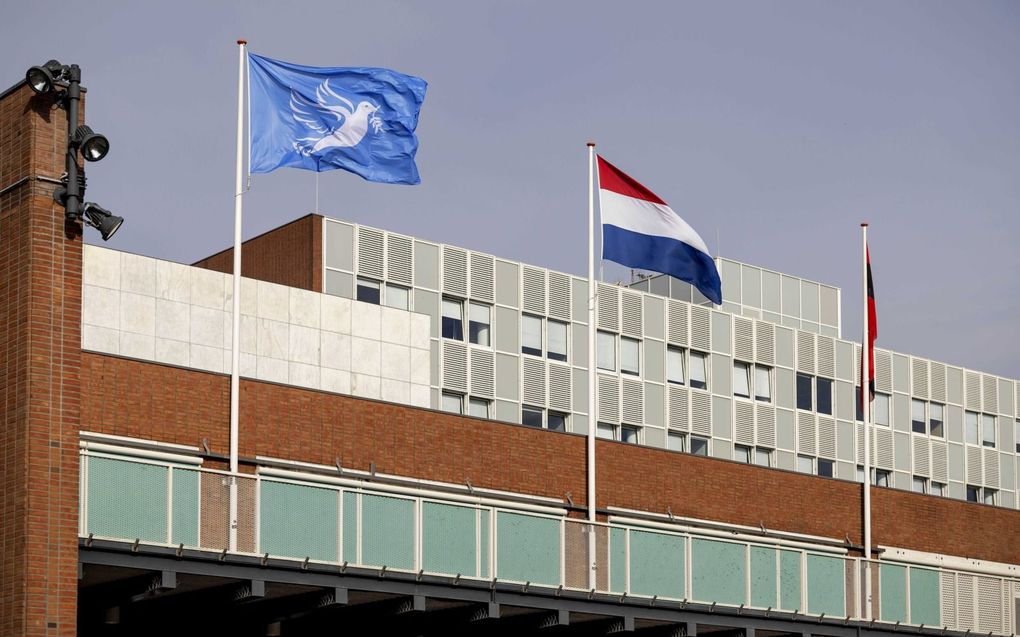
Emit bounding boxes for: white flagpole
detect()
[861,222,872,619]
[228,39,247,553]
[586,142,598,590]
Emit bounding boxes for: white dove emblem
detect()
[290,80,383,155]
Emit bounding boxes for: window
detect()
[522,406,544,428]
[525,407,568,431]
[874,469,891,487]
[690,436,709,456]
[548,321,568,362]
[931,482,946,497]
[384,284,410,310]
[620,424,641,444]
[912,476,927,494]
[815,377,832,415]
[734,444,752,463]
[547,412,567,432]
[667,347,686,385]
[441,392,463,414]
[817,459,834,478]
[468,303,490,346]
[797,455,814,474]
[929,404,944,437]
[982,414,996,448]
[874,393,890,426]
[966,485,980,502]
[521,315,542,357]
[983,489,997,506]
[667,431,686,452]
[796,374,813,411]
[356,278,381,304]
[689,352,708,390]
[965,411,979,445]
[754,448,772,467]
[1016,420,1020,454]
[596,422,616,440]
[468,397,490,419]
[733,362,751,399]
[856,388,864,422]
[911,400,926,434]
[442,298,464,340]
[857,465,865,484]
[596,331,616,371]
[754,366,772,402]
[620,338,640,375]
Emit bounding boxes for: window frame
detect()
[689,351,708,390]
[666,346,686,385]
[521,314,543,357]
[356,277,382,305]
[911,476,927,494]
[929,403,944,438]
[467,397,491,419]
[383,283,410,310]
[667,431,686,452]
[965,411,979,445]
[796,373,813,411]
[732,361,751,399]
[547,320,568,362]
[981,414,996,449]
[815,377,833,416]
[874,469,891,487]
[441,392,463,415]
[522,405,544,428]
[620,424,641,444]
[596,331,616,372]
[620,337,641,376]
[754,447,772,467]
[817,458,834,478]
[754,365,772,403]
[441,297,465,341]
[733,444,752,463]
[689,435,710,456]
[911,399,927,435]
[468,302,491,347]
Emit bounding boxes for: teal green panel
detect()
[779,550,802,611]
[691,539,745,605]
[479,510,490,579]
[87,457,167,543]
[610,527,626,593]
[361,494,415,569]
[496,512,560,586]
[170,468,199,547]
[806,554,845,616]
[629,530,685,599]
[880,563,908,623]
[259,480,338,562]
[342,492,358,563]
[422,502,476,576]
[909,567,940,626]
[750,546,777,608]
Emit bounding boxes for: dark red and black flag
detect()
[862,247,878,401]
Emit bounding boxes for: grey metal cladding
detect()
[741,265,762,309]
[493,306,519,354]
[495,260,519,308]
[325,220,354,271]
[643,295,664,340]
[495,353,519,401]
[413,241,439,289]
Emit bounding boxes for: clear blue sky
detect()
[3,1,1018,378]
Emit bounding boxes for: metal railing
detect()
[79,452,1017,633]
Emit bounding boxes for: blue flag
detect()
[248,53,427,184]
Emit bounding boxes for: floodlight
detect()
[25,60,65,94]
[72,125,110,162]
[81,202,124,241]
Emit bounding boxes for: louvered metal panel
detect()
[442,341,468,392]
[442,246,469,297]
[668,385,689,431]
[386,233,413,285]
[597,283,619,332]
[1016,381,1020,420]
[797,332,815,374]
[548,363,571,412]
[912,358,929,400]
[856,425,864,465]
[597,374,620,423]
[469,348,494,398]
[967,446,983,486]
[521,357,546,405]
[913,437,930,477]
[984,447,999,488]
[690,305,711,351]
[734,401,754,445]
[817,416,836,459]
[621,291,642,337]
[875,428,894,469]
[621,378,643,424]
[521,266,546,315]
[797,412,816,456]
[957,574,975,632]
[1002,582,1013,637]
[982,375,998,413]
[965,372,981,410]
[854,344,862,386]
[469,252,494,302]
[941,572,958,631]
[691,391,711,436]
[547,272,571,321]
[357,227,385,279]
[931,441,949,483]
[931,362,947,403]
[733,317,754,362]
[756,404,776,448]
[977,577,1002,634]
[817,336,835,378]
[667,301,689,346]
[755,321,775,365]
[875,350,892,394]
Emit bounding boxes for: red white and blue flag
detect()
[597,156,722,304]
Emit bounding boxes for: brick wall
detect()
[80,352,1020,566]
[0,82,83,637]
[193,214,322,292]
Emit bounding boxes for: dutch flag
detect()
[597,155,722,305]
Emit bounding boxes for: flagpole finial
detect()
[861,222,869,227]
[237,39,247,45]
[586,141,595,148]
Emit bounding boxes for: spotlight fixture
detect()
[25,59,66,94]
[81,203,124,241]
[72,125,110,162]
